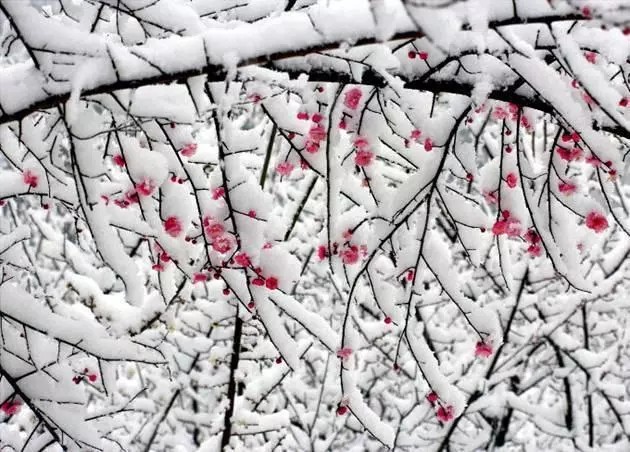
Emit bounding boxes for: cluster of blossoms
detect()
[492,102,533,131]
[336,87,363,130]
[151,243,174,272]
[426,392,454,422]
[251,273,279,290]
[492,211,521,237]
[108,189,139,209]
[317,239,368,265]
[203,216,234,254]
[407,49,429,60]
[403,129,434,151]
[106,178,157,209]
[297,110,327,154]
[492,103,520,122]
[556,132,583,161]
[136,178,156,197]
[524,229,542,257]
[336,335,493,424]
[305,122,326,154]
[353,136,374,167]
[72,368,99,385]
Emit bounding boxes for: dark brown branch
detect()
[0,14,590,128]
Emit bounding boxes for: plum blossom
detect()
[276,162,294,176]
[340,245,360,264]
[308,124,326,142]
[585,211,608,233]
[556,146,582,161]
[493,106,509,120]
[212,235,233,253]
[354,149,374,167]
[317,245,329,260]
[344,88,362,110]
[523,228,543,256]
[164,216,183,237]
[527,244,542,257]
[265,276,278,290]
[304,124,327,154]
[558,181,577,195]
[193,273,208,283]
[336,347,353,360]
[492,216,521,237]
[179,143,197,157]
[436,405,454,422]
[0,400,21,415]
[212,187,225,200]
[484,191,498,205]
[23,170,39,188]
[608,168,618,181]
[354,136,369,150]
[204,218,225,238]
[586,155,602,167]
[475,341,493,358]
[505,172,518,188]
[562,132,581,143]
[136,179,156,197]
[234,252,251,267]
[305,141,320,153]
[112,154,125,167]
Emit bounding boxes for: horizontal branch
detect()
[0,8,585,126]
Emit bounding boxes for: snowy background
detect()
[1,1,630,451]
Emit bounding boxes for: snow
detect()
[1,0,630,450]
[0,282,165,363]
